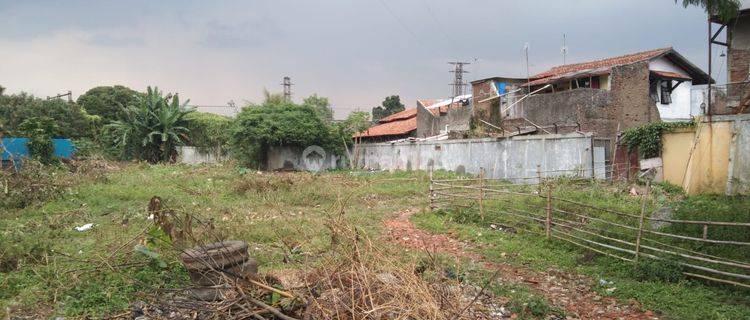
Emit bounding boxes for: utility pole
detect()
[448,61,470,97]
[561,34,568,65]
[281,76,293,102]
[47,90,72,103]
[524,43,531,93]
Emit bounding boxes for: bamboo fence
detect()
[428,167,750,289]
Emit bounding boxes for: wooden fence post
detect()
[546,183,552,239]
[429,165,435,211]
[479,167,485,220]
[634,180,651,263]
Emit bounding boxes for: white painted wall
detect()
[649,57,695,121]
[649,57,691,78]
[656,80,694,121]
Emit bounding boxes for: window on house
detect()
[660,80,672,104]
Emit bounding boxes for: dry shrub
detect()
[232,174,296,194]
[0,160,69,209]
[296,215,499,320]
[0,158,119,209]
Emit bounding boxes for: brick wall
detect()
[728,49,750,83]
[471,80,497,124]
[505,62,659,140]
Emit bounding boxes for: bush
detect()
[17,117,58,164]
[230,101,337,167]
[184,112,232,155]
[0,160,67,209]
[620,121,693,158]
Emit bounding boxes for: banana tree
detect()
[105,87,193,163]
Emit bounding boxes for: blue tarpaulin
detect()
[494,81,506,94]
[52,139,75,158]
[1,137,75,161]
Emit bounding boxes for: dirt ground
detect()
[384,209,659,320]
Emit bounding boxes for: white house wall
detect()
[649,57,691,78]
[649,57,695,121]
[657,80,694,121]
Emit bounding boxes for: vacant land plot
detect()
[1,162,749,319]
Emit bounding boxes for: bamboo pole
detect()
[536,164,542,194]
[703,224,708,240]
[635,181,650,263]
[429,166,435,211]
[479,167,485,220]
[546,184,552,239]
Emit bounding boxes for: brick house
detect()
[711,1,750,114]
[473,47,711,140]
[354,96,473,142]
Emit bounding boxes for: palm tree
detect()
[106,87,193,163]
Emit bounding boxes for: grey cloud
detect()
[87,34,145,47]
[199,17,283,49]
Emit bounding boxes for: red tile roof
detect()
[353,116,417,138]
[531,47,672,80]
[378,108,417,123]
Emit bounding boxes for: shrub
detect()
[0,160,67,209]
[17,116,58,164]
[184,112,232,155]
[620,121,693,158]
[230,100,337,167]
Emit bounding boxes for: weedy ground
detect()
[1,162,748,319]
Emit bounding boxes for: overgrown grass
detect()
[414,178,750,320]
[0,163,483,318]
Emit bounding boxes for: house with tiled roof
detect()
[354,95,473,142]
[473,47,711,140]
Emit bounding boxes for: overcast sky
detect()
[0,0,722,119]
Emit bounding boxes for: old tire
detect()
[180,241,248,270]
[188,258,259,286]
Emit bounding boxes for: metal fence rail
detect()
[428,167,750,289]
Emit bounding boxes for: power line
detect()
[422,1,454,44]
[376,0,424,47]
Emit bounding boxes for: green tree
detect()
[371,95,405,122]
[0,92,92,139]
[184,112,232,155]
[77,85,141,123]
[230,99,334,167]
[342,111,371,134]
[104,87,193,163]
[303,94,333,122]
[676,0,740,21]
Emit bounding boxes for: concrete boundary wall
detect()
[355,133,597,182]
[177,146,226,165]
[662,114,750,195]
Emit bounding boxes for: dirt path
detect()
[383,209,659,320]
